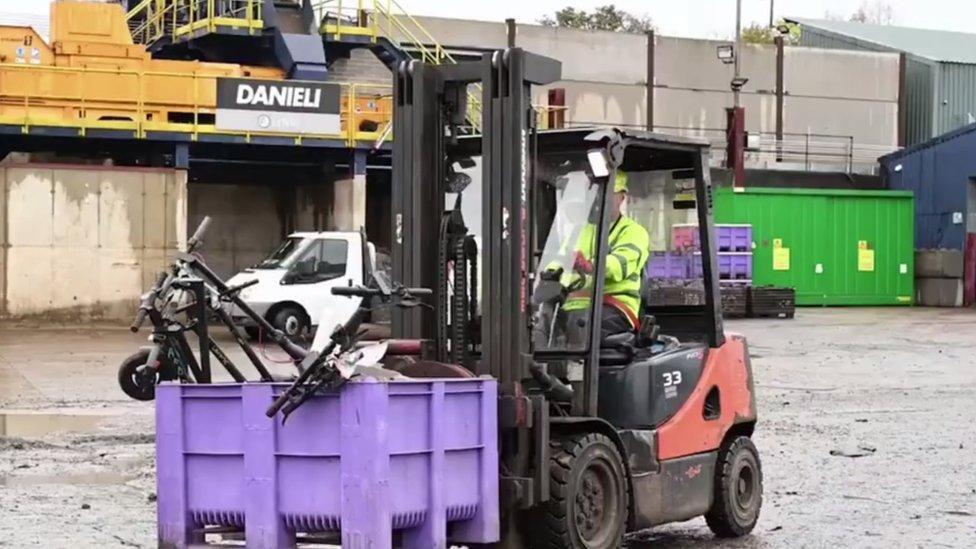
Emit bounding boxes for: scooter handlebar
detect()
[186,216,212,253]
[331,286,433,298]
[130,309,148,333]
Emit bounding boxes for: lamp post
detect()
[734,0,742,108]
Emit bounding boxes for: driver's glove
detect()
[573,251,594,275]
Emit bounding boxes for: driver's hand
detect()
[541,265,564,281]
[573,251,594,275]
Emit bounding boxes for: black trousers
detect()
[599,305,633,340]
[565,304,633,346]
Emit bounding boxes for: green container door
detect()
[714,187,915,306]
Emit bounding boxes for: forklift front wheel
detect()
[705,436,763,538]
[540,433,629,549]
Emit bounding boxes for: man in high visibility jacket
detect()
[562,170,650,340]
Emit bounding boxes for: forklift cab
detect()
[526,130,726,427]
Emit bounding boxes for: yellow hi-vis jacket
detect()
[562,216,650,326]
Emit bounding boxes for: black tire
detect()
[244,326,261,341]
[538,433,629,549]
[705,436,763,538]
[117,349,165,401]
[271,306,308,339]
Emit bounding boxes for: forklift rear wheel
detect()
[705,436,763,538]
[117,349,168,401]
[271,306,308,339]
[540,433,628,549]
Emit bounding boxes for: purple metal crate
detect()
[647,252,691,279]
[156,379,499,549]
[716,225,752,252]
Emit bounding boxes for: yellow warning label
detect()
[858,240,868,250]
[773,238,783,249]
[773,247,790,271]
[858,249,875,272]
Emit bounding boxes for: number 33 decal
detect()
[663,371,683,387]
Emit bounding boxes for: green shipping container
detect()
[713,187,915,306]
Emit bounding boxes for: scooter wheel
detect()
[117,349,162,401]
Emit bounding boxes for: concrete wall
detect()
[188,174,370,279]
[325,47,391,86]
[408,17,900,161]
[0,164,186,320]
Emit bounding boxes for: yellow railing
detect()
[126,0,263,45]
[0,63,390,147]
[535,105,569,130]
[314,0,482,131]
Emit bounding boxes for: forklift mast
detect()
[391,49,559,388]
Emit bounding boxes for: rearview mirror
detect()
[587,149,610,178]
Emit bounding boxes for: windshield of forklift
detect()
[531,155,605,352]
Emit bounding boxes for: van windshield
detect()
[254,237,305,269]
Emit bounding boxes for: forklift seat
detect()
[600,331,636,366]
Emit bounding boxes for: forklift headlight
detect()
[587,149,610,178]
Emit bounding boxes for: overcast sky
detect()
[4,0,976,39]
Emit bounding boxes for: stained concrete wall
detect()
[0,164,186,320]
[187,175,368,279]
[408,17,900,154]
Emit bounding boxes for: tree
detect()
[741,20,801,45]
[539,4,655,33]
[848,1,895,25]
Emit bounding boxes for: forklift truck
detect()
[385,48,762,548]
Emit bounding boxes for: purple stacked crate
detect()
[647,252,691,279]
[716,225,753,252]
[156,379,500,549]
[692,252,752,281]
[727,253,753,280]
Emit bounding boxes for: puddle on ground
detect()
[0,471,135,487]
[0,411,110,437]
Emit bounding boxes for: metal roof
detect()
[0,12,50,41]
[879,121,976,163]
[787,17,976,64]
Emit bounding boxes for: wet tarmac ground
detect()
[0,308,974,547]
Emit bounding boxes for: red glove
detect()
[574,251,594,274]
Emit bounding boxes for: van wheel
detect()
[705,436,763,537]
[271,306,308,339]
[537,433,628,548]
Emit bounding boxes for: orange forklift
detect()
[375,48,764,547]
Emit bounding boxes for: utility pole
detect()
[727,0,746,187]
[769,0,775,28]
[734,0,742,108]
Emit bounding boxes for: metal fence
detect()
[548,117,895,173]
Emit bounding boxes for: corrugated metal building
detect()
[788,17,976,146]
[879,123,976,251]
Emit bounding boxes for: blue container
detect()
[881,123,975,251]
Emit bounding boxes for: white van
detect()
[226,231,375,339]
